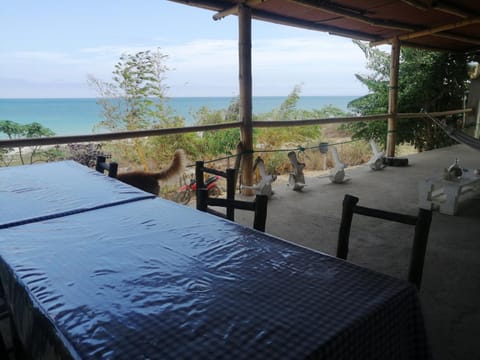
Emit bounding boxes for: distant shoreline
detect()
[0,95,360,136]
[0,95,364,100]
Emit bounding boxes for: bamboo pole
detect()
[213,5,238,21]
[238,4,254,195]
[399,17,480,41]
[371,17,480,47]
[0,122,242,148]
[387,38,400,158]
[0,108,471,149]
[292,0,415,32]
[212,0,265,21]
[400,0,471,18]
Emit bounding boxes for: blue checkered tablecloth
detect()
[0,162,431,359]
[0,161,154,229]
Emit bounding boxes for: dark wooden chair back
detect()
[195,161,268,232]
[95,156,118,178]
[0,283,26,359]
[337,194,432,289]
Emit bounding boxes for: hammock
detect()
[424,112,480,151]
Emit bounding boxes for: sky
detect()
[0,0,374,98]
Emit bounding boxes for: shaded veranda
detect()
[232,143,480,360]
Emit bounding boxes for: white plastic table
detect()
[418,168,480,215]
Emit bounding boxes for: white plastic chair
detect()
[242,157,277,198]
[329,146,350,183]
[367,139,386,170]
[288,151,306,191]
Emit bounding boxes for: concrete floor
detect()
[234,144,480,360]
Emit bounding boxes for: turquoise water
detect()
[0,96,358,136]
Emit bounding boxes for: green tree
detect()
[0,120,56,165]
[193,98,242,157]
[255,86,322,149]
[345,41,471,151]
[89,49,170,132]
[89,49,194,167]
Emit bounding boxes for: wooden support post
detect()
[387,38,400,158]
[96,155,107,173]
[337,194,359,259]
[226,168,236,221]
[253,195,268,232]
[234,141,243,193]
[408,208,432,289]
[195,160,205,211]
[95,156,118,178]
[238,4,254,196]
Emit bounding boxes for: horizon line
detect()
[0,94,365,100]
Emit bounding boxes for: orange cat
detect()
[117,149,185,195]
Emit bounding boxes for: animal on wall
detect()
[116,149,185,195]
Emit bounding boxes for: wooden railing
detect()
[0,108,471,148]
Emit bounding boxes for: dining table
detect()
[0,161,431,359]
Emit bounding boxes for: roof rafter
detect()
[399,0,430,11]
[399,0,474,19]
[371,17,480,47]
[432,1,475,19]
[206,0,382,41]
[251,8,379,41]
[432,32,480,47]
[290,0,480,50]
[290,0,418,32]
[213,0,269,20]
[169,0,480,52]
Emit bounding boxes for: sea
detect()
[0,96,359,136]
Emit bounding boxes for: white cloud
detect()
[162,36,367,96]
[1,35,369,97]
[254,37,364,65]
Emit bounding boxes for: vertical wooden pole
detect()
[238,4,254,195]
[195,160,205,211]
[408,208,432,289]
[226,168,236,221]
[337,194,359,260]
[234,141,243,192]
[387,38,400,158]
[253,195,268,232]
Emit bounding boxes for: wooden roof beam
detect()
[399,0,429,11]
[213,0,268,20]
[213,5,238,20]
[251,9,379,41]
[181,0,379,41]
[434,2,475,19]
[400,0,473,19]
[371,17,480,47]
[433,33,480,47]
[291,0,418,32]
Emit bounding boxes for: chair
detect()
[287,151,306,191]
[0,295,12,358]
[337,194,432,289]
[329,146,350,184]
[241,157,276,198]
[95,156,118,178]
[367,139,386,170]
[0,284,27,359]
[195,161,268,232]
